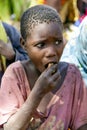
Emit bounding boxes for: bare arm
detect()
[4,86,44,130]
[3,64,60,130]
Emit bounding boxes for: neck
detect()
[21,60,41,90]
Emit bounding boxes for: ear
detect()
[20,37,27,50]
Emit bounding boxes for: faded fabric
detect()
[0,61,87,130]
[61,16,87,86]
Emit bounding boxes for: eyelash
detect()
[55,40,62,45]
[36,42,45,48]
[36,40,62,48]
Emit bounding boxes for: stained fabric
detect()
[0,61,87,129]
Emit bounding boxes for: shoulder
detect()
[58,61,81,77]
[65,63,84,88]
[58,61,81,75]
[59,61,82,79]
[59,62,86,96]
[2,22,20,46]
[2,22,19,34]
[59,62,83,85]
[67,63,82,76]
[3,61,24,77]
[6,60,22,69]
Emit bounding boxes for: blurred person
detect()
[60,16,87,86]
[45,0,79,24]
[46,0,61,12]
[0,21,28,84]
[75,0,87,26]
[77,0,87,17]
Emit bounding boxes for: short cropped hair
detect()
[20,5,63,40]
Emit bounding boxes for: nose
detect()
[45,45,57,57]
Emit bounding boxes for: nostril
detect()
[45,49,56,57]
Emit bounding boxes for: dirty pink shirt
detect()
[0,61,87,130]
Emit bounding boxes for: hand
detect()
[0,38,15,60]
[33,64,61,97]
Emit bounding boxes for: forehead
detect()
[27,22,63,41]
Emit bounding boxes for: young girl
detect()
[0,5,87,130]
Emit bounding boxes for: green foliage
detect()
[0,0,31,21]
[0,0,10,20]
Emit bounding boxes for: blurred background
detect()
[0,0,87,41]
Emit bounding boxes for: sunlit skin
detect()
[24,22,64,73]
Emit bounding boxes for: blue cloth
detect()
[2,22,29,66]
[0,22,29,83]
[60,16,87,86]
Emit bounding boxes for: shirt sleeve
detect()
[70,66,87,130]
[0,62,29,126]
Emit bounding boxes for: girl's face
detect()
[25,22,64,72]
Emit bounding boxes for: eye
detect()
[55,40,62,45]
[36,42,45,49]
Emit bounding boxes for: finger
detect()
[47,64,58,75]
[52,70,61,81]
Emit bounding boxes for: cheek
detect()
[57,46,64,58]
[27,48,42,63]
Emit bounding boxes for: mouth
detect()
[45,62,57,69]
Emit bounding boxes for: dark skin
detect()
[0,39,15,60]
[3,22,87,130]
[3,22,63,130]
[25,22,63,73]
[21,22,63,113]
[21,22,87,130]
[20,22,87,130]
[46,0,61,12]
